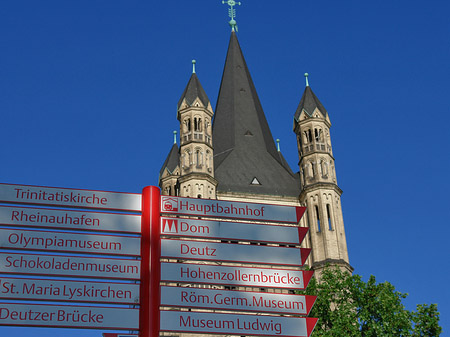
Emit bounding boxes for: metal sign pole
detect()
[140,186,161,337]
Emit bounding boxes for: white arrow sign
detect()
[0,183,141,212]
[0,228,140,256]
[0,277,140,304]
[161,262,313,290]
[160,286,316,315]
[0,205,141,233]
[0,252,140,280]
[161,239,310,266]
[161,196,305,223]
[160,217,308,245]
[0,303,139,330]
[160,311,317,337]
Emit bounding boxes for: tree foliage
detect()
[302,267,442,337]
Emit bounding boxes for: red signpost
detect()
[0,184,318,336]
[139,186,160,337]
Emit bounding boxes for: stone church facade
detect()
[159,31,351,275]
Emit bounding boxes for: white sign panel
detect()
[0,303,139,330]
[161,262,313,290]
[161,239,308,266]
[0,228,140,256]
[0,183,141,212]
[0,277,140,304]
[161,196,304,224]
[160,311,316,337]
[160,286,315,315]
[0,205,141,233]
[0,252,140,280]
[161,217,307,244]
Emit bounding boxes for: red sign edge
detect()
[296,206,306,223]
[305,295,317,315]
[301,248,312,266]
[306,317,319,337]
[298,226,308,245]
[303,270,314,289]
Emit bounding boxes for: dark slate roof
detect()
[159,143,179,177]
[212,32,300,197]
[294,86,328,121]
[177,73,210,110]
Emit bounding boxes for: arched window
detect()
[311,162,316,177]
[184,150,191,167]
[195,149,202,167]
[315,205,321,232]
[204,118,210,134]
[184,118,191,132]
[194,117,202,132]
[326,204,333,230]
[321,160,328,177]
[206,150,211,169]
[314,128,323,142]
[303,131,309,144]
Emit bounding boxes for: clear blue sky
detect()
[1,0,449,336]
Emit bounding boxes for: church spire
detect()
[212,32,299,197]
[294,75,328,122]
[177,62,210,112]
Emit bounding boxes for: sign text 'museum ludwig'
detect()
[0,183,142,212]
[0,205,141,233]
[160,217,308,244]
[160,311,317,337]
[0,277,139,304]
[0,303,139,330]
[161,196,305,223]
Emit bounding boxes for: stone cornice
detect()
[299,182,343,200]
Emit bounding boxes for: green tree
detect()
[412,304,442,337]
[302,267,441,337]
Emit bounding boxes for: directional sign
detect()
[0,252,140,280]
[0,228,141,256]
[160,286,316,315]
[161,196,305,223]
[161,217,308,244]
[0,205,141,233]
[0,183,141,212]
[161,239,310,266]
[160,311,318,337]
[0,303,139,330]
[0,277,140,304]
[161,262,313,290]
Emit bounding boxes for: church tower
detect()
[175,61,217,199]
[294,74,351,273]
[159,4,352,276]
